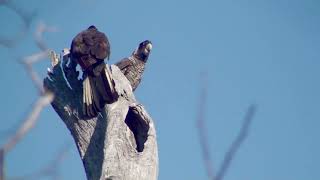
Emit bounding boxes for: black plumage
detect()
[115,40,152,91]
[71,25,110,71]
[70,25,117,118]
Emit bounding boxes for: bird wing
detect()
[115,58,131,72]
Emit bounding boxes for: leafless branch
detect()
[21,51,49,94]
[20,22,57,94]
[0,0,36,48]
[0,21,56,180]
[2,93,54,153]
[3,34,52,142]
[196,73,215,180]
[0,94,53,180]
[0,118,26,140]
[1,1,36,26]
[9,143,71,180]
[197,74,257,180]
[214,105,257,180]
[34,22,58,51]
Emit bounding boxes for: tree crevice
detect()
[44,52,158,180]
[125,106,150,152]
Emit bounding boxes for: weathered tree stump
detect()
[43,51,158,180]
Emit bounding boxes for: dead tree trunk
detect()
[43,51,158,180]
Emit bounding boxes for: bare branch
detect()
[0,0,36,48]
[0,3,60,179]
[197,73,257,180]
[9,143,71,180]
[1,21,56,155]
[34,22,58,51]
[214,105,257,180]
[21,51,49,94]
[2,1,36,27]
[0,24,28,48]
[20,22,57,94]
[196,73,215,179]
[0,118,27,140]
[2,93,54,153]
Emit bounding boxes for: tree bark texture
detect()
[43,54,158,180]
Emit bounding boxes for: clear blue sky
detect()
[0,0,319,179]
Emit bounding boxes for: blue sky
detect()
[0,0,320,179]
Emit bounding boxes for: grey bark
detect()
[43,52,158,180]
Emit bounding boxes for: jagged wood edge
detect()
[43,53,158,180]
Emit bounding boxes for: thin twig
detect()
[0,1,61,178]
[196,73,215,179]
[20,22,57,94]
[21,51,49,94]
[2,1,35,27]
[34,22,58,51]
[9,25,55,149]
[197,74,257,180]
[9,143,71,180]
[0,0,36,48]
[214,105,257,180]
[2,93,54,153]
[0,21,55,177]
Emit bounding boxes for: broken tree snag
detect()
[43,50,158,180]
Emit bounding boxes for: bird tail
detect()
[82,64,119,118]
[104,64,116,95]
[83,76,99,117]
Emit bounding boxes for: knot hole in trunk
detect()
[125,105,150,152]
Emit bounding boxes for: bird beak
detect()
[146,43,152,52]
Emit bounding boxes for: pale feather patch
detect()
[104,64,115,94]
[87,78,93,105]
[83,77,93,105]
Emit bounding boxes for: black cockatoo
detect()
[115,40,152,91]
[70,25,118,118]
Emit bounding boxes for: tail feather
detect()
[83,76,98,117]
[83,77,92,105]
[104,65,116,96]
[82,64,119,118]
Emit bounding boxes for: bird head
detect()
[88,25,97,30]
[133,40,152,62]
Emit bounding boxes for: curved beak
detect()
[146,43,152,53]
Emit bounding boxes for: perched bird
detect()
[115,40,152,91]
[70,25,118,118]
